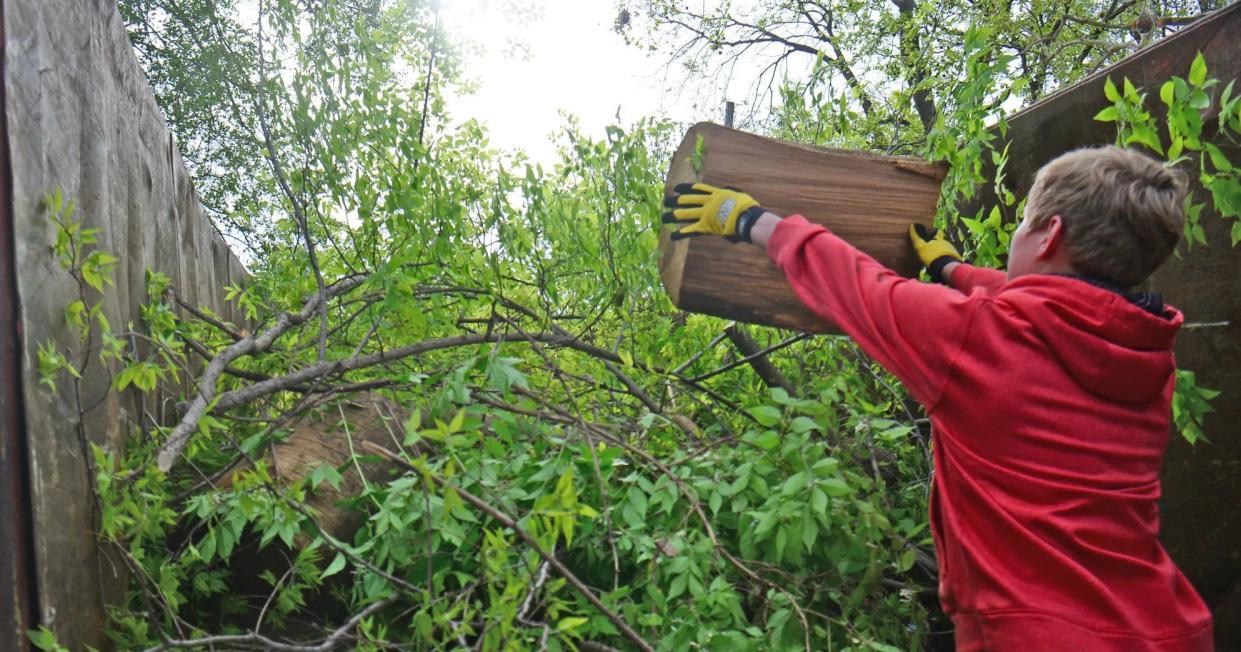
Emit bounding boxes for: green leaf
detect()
[200,530,217,562]
[1103,77,1120,102]
[1125,127,1163,155]
[820,476,852,497]
[668,572,688,600]
[1093,106,1119,122]
[752,430,780,450]
[781,471,808,496]
[811,488,828,517]
[1188,52,1208,86]
[691,133,706,174]
[321,552,347,579]
[789,416,818,434]
[1168,137,1184,161]
[753,509,779,538]
[1160,80,1175,107]
[1189,89,1210,110]
[1203,143,1233,172]
[1231,220,1241,247]
[557,617,589,633]
[414,611,434,638]
[28,627,65,652]
[747,405,781,426]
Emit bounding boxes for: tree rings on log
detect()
[659,122,947,333]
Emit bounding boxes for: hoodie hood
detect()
[1003,275,1183,403]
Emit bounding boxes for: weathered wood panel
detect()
[967,4,1241,646]
[4,0,247,647]
[0,1,36,641]
[659,123,946,333]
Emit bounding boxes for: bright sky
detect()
[439,0,704,165]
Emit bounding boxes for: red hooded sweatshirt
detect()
[767,215,1213,651]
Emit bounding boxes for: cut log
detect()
[659,123,947,333]
[219,393,413,542]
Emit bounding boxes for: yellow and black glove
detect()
[662,183,766,243]
[909,224,963,284]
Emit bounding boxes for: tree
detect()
[622,0,1215,152]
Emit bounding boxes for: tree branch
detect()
[255,0,330,361]
[155,274,367,471]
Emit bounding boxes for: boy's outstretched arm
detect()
[663,184,981,405]
[742,209,980,408]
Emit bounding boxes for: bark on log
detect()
[222,393,411,542]
[659,123,947,333]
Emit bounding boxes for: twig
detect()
[724,324,797,396]
[169,286,245,341]
[143,595,396,651]
[603,360,696,436]
[671,331,729,374]
[686,333,810,384]
[255,0,330,362]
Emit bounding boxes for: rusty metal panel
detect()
[972,3,1241,645]
[3,0,247,646]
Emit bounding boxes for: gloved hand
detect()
[909,224,964,284]
[662,183,767,243]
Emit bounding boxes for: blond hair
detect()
[1023,146,1186,288]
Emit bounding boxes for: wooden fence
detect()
[0,0,246,648]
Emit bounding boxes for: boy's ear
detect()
[1036,215,1066,259]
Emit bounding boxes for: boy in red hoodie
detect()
[663,146,1213,650]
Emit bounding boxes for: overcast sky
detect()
[440,0,710,164]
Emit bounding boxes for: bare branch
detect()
[155,274,367,471]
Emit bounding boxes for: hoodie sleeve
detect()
[949,263,1008,295]
[767,215,979,408]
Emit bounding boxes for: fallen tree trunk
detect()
[659,123,947,333]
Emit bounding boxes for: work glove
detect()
[662,183,767,243]
[909,224,963,284]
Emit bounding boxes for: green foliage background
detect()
[28,1,1234,650]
